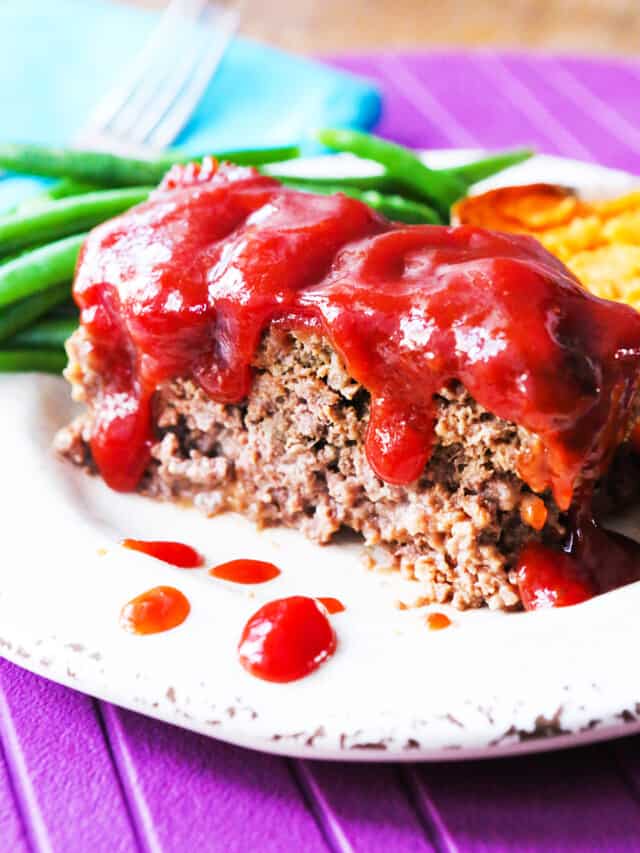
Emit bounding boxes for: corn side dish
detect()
[453,183,640,310]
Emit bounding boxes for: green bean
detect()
[1,246,41,265]
[280,179,441,224]
[267,148,534,202]
[0,143,300,188]
[0,234,84,310]
[0,282,71,342]
[0,187,151,256]
[263,168,399,193]
[0,348,67,373]
[445,148,534,186]
[357,189,441,224]
[163,145,300,168]
[14,179,99,216]
[46,178,101,199]
[6,315,76,349]
[48,299,79,318]
[316,129,466,216]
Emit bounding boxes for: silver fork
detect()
[74,0,240,158]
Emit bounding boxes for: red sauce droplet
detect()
[516,543,596,610]
[366,397,432,485]
[427,611,451,630]
[122,539,203,568]
[209,559,281,584]
[516,514,640,610]
[317,596,346,614]
[120,585,190,634]
[74,161,640,515]
[238,596,336,683]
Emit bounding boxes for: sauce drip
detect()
[516,543,594,609]
[122,539,203,568]
[427,611,452,630]
[238,595,336,682]
[209,559,281,584]
[317,597,346,614]
[516,515,640,610]
[120,585,190,634]
[74,161,640,512]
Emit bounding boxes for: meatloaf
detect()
[58,325,571,610]
[55,161,640,610]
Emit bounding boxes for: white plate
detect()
[3,152,640,762]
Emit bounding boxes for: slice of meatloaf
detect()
[56,325,580,611]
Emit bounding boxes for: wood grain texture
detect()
[0,661,139,852]
[411,750,640,852]
[7,658,640,852]
[126,0,640,55]
[0,742,29,853]
[291,761,435,851]
[98,703,329,852]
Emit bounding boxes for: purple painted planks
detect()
[327,51,640,174]
[495,54,640,171]
[330,52,569,153]
[292,760,435,851]
[325,54,464,150]
[409,746,640,852]
[611,736,640,804]
[558,56,640,152]
[99,703,328,853]
[0,738,29,853]
[0,660,138,853]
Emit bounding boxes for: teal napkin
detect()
[0,0,381,209]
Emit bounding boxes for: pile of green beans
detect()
[0,134,533,374]
[0,143,301,188]
[312,129,532,217]
[278,179,441,224]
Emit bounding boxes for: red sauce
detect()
[427,611,452,630]
[317,596,346,614]
[238,595,336,682]
[74,161,640,606]
[122,539,203,568]
[517,515,640,610]
[74,160,640,510]
[516,543,595,609]
[209,558,281,584]
[120,585,190,634]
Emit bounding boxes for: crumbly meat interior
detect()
[57,327,581,610]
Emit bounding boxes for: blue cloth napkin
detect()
[0,0,381,210]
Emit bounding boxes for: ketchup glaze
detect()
[122,539,203,568]
[238,596,336,682]
[317,597,346,614]
[209,559,281,584]
[74,160,640,610]
[516,513,640,609]
[427,612,452,630]
[73,160,640,510]
[120,585,190,634]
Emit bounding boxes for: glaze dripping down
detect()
[74,161,640,515]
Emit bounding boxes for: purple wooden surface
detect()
[0,663,139,852]
[3,50,640,852]
[100,704,327,852]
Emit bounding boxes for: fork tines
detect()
[75,0,239,157]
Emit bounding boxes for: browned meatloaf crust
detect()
[55,322,614,611]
